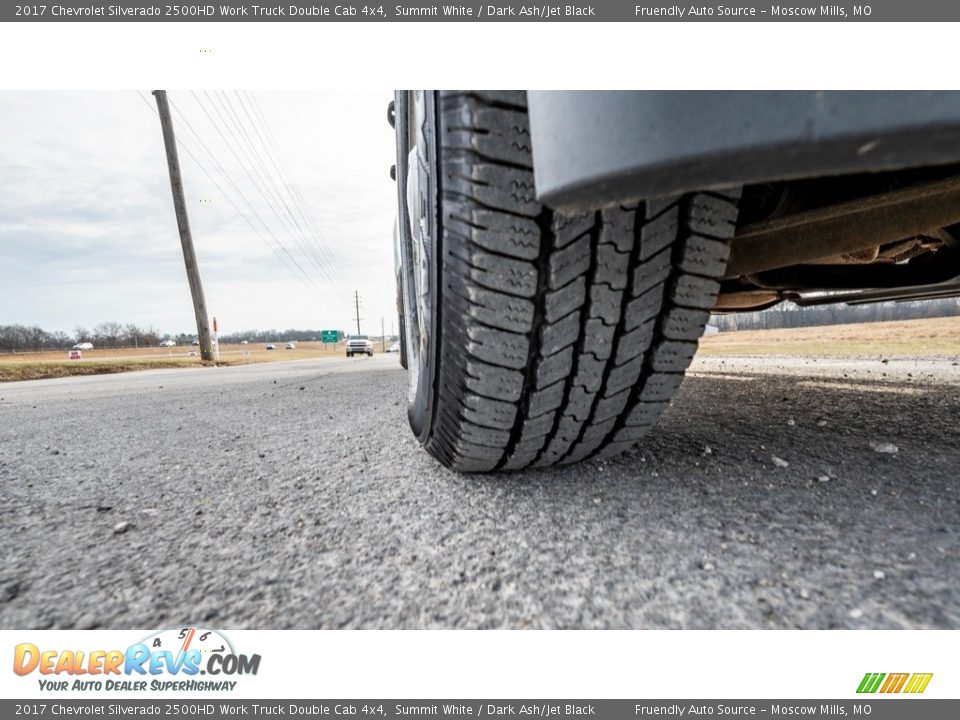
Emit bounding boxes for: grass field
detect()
[0,341,391,382]
[698,316,960,358]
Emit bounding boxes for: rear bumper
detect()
[527,91,960,211]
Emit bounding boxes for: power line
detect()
[135,90,338,307]
[192,92,313,265]
[232,91,350,291]
[167,95,332,303]
[241,92,347,273]
[181,91,349,313]
[243,91,348,285]
[194,90,349,310]
[206,90,345,293]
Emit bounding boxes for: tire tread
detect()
[421,91,739,471]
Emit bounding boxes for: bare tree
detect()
[50,330,70,348]
[0,325,24,352]
[93,322,123,348]
[22,326,47,350]
[124,323,144,348]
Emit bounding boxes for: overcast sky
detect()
[0,91,398,338]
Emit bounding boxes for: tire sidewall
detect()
[399,91,441,441]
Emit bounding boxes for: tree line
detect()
[218,329,345,344]
[0,322,165,352]
[6,299,955,350]
[0,324,358,352]
[710,297,960,332]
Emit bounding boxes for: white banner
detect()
[2,630,954,699]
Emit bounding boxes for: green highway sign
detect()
[321,330,338,343]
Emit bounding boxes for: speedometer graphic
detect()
[140,626,234,659]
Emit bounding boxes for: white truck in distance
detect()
[346,335,374,358]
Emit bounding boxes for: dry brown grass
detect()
[0,359,205,382]
[699,316,960,358]
[0,340,389,382]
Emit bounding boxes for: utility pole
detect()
[354,290,362,335]
[381,316,385,352]
[153,89,214,362]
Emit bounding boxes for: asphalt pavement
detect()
[1,353,957,629]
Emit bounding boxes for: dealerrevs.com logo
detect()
[13,627,261,692]
[857,673,933,694]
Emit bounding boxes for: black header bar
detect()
[4,1,960,22]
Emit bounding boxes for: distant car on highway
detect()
[191,339,200,346]
[346,335,374,357]
[387,341,400,353]
[71,342,94,350]
[240,340,249,345]
[159,340,176,347]
[266,343,276,350]
[285,342,296,350]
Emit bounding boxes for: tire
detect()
[401,91,740,472]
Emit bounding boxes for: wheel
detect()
[368,351,373,357]
[396,91,740,472]
[346,353,352,358]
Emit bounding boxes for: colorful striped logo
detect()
[857,672,933,694]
